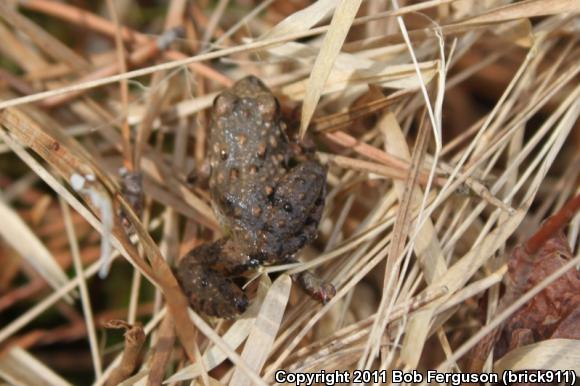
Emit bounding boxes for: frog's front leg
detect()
[175,238,254,318]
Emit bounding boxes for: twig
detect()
[3,0,496,110]
[106,0,132,171]
[146,315,175,386]
[104,320,146,386]
[525,194,580,254]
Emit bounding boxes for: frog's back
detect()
[208,76,291,243]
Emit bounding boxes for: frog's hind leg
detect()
[175,239,248,318]
[264,160,326,258]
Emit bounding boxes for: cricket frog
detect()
[176,76,335,317]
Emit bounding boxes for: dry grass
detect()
[0,0,579,385]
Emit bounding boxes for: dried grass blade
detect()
[105,0,132,170]
[164,317,255,383]
[458,0,580,26]
[261,0,336,39]
[0,199,72,301]
[0,347,72,386]
[434,94,580,370]
[381,112,446,367]
[165,276,272,383]
[229,275,292,386]
[187,310,267,386]
[59,198,102,376]
[0,2,443,111]
[362,111,432,369]
[381,112,447,282]
[202,0,230,44]
[0,3,87,71]
[281,61,438,101]
[298,0,363,138]
[319,153,408,181]
[0,108,199,362]
[118,371,148,386]
[494,339,580,373]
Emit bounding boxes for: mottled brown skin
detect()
[176,76,335,318]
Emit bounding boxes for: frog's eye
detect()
[213,92,236,117]
[257,94,279,120]
[246,75,262,86]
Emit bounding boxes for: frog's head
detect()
[231,76,270,99]
[210,76,288,170]
[212,76,280,126]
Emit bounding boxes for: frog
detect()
[176,76,336,318]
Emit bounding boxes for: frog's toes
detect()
[293,271,336,305]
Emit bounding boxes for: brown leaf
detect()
[494,232,580,358]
